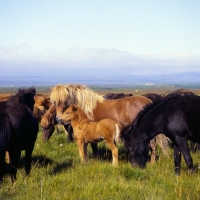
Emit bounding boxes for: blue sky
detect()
[0,0,200,77]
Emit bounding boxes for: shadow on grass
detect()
[18,155,54,169]
[50,160,73,175]
[17,155,73,176]
[96,146,129,162]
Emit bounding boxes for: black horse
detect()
[0,87,38,187]
[122,89,200,175]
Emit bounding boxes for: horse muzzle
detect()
[56,117,64,125]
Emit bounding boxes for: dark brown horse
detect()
[50,84,170,162]
[0,87,38,187]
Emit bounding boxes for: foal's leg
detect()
[104,139,118,167]
[149,138,156,164]
[76,139,86,162]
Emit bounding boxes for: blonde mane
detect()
[50,84,104,118]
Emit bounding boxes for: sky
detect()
[0,0,200,78]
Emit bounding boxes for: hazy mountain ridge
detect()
[0,72,200,87]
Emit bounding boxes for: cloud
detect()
[0,45,200,77]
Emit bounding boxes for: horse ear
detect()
[71,104,77,111]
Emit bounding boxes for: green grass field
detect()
[1,86,200,199]
[1,128,200,200]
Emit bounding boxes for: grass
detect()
[1,86,200,199]
[1,127,200,200]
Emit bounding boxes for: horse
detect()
[103,93,132,99]
[60,104,121,166]
[41,105,73,141]
[41,104,98,156]
[42,92,133,142]
[41,105,72,141]
[34,94,51,110]
[50,84,170,163]
[122,89,200,175]
[0,87,38,187]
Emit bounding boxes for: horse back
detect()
[170,96,200,140]
[93,96,151,129]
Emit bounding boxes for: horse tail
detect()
[155,134,172,157]
[115,124,122,144]
[0,115,11,156]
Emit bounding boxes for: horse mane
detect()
[129,89,195,132]
[50,84,104,118]
[9,87,36,104]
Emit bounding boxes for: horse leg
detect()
[190,141,196,152]
[0,152,7,188]
[25,147,34,176]
[84,143,88,161]
[173,144,181,175]
[76,139,86,162]
[104,139,118,167]
[90,143,98,158]
[149,138,156,164]
[65,124,74,143]
[9,149,21,185]
[175,137,194,173]
[56,124,62,134]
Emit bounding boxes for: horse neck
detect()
[137,109,163,140]
[9,94,34,112]
[44,106,57,124]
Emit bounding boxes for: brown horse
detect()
[41,105,66,141]
[50,84,170,162]
[34,94,51,110]
[61,104,121,166]
[41,104,98,156]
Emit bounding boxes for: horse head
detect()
[59,104,78,125]
[41,105,56,141]
[9,87,36,111]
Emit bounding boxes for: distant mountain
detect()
[0,72,200,88]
